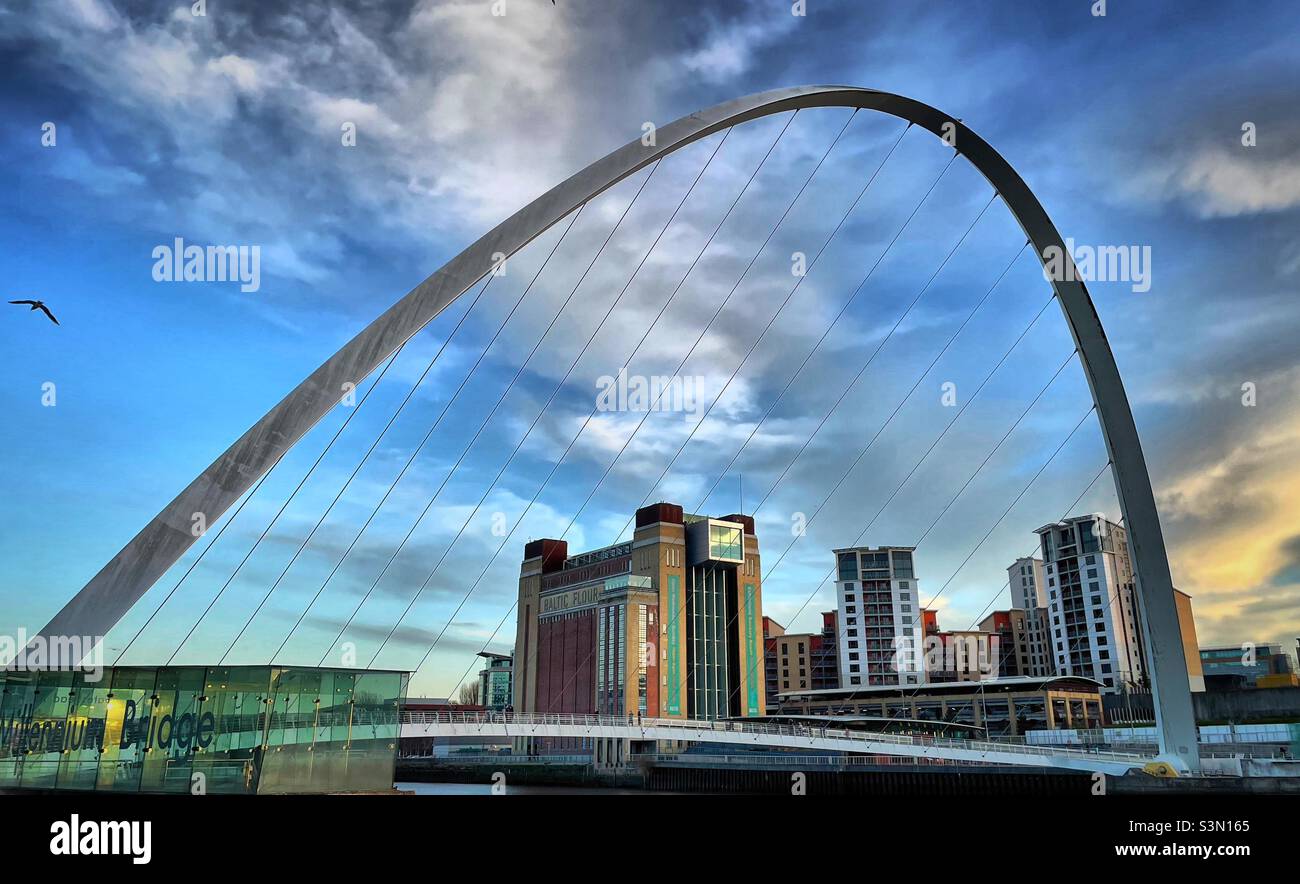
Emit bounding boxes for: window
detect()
[709,524,742,561]
[838,554,858,581]
[892,550,914,578]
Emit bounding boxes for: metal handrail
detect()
[397,712,1154,763]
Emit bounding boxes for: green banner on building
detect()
[667,574,681,715]
[744,582,759,716]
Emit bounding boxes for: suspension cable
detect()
[729,396,1096,716]
[678,278,1078,712]
[362,144,692,666]
[604,232,1029,714]
[962,460,1113,630]
[688,231,1026,524]
[867,463,1116,739]
[408,112,873,676]
[490,123,960,707]
[758,291,1060,587]
[161,340,411,665]
[573,174,999,714]
[313,129,735,666]
[113,464,276,665]
[266,206,585,663]
[206,270,506,666]
[601,131,943,547]
[634,188,1001,540]
[428,110,868,686]
[384,111,821,671]
[827,406,1098,714]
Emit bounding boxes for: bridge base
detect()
[0,664,407,795]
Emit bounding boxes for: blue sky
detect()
[2,0,1298,696]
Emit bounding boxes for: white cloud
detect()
[1173,147,1300,217]
[65,0,116,31]
[678,8,799,83]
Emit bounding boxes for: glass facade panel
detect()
[891,550,914,579]
[687,565,731,719]
[0,666,405,794]
[708,524,742,562]
[837,553,858,580]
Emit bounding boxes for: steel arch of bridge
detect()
[36,86,1198,771]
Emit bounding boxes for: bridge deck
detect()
[399,713,1156,775]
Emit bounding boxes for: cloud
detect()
[1146,146,1300,218]
[677,5,800,83]
[1157,410,1300,648]
[6,0,1300,687]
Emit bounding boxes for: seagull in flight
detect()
[8,299,59,325]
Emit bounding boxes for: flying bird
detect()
[8,299,59,325]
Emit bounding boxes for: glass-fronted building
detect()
[0,665,406,794]
[476,652,514,711]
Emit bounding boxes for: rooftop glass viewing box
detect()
[0,665,406,794]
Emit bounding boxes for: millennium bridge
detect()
[10,86,1218,792]
[401,711,1156,776]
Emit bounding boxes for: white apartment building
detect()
[1034,516,1146,693]
[1008,556,1046,609]
[1006,556,1054,677]
[834,546,924,687]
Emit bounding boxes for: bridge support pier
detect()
[594,738,630,769]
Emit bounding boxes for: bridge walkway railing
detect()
[398,712,1155,765]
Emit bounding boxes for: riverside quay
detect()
[0,665,406,794]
